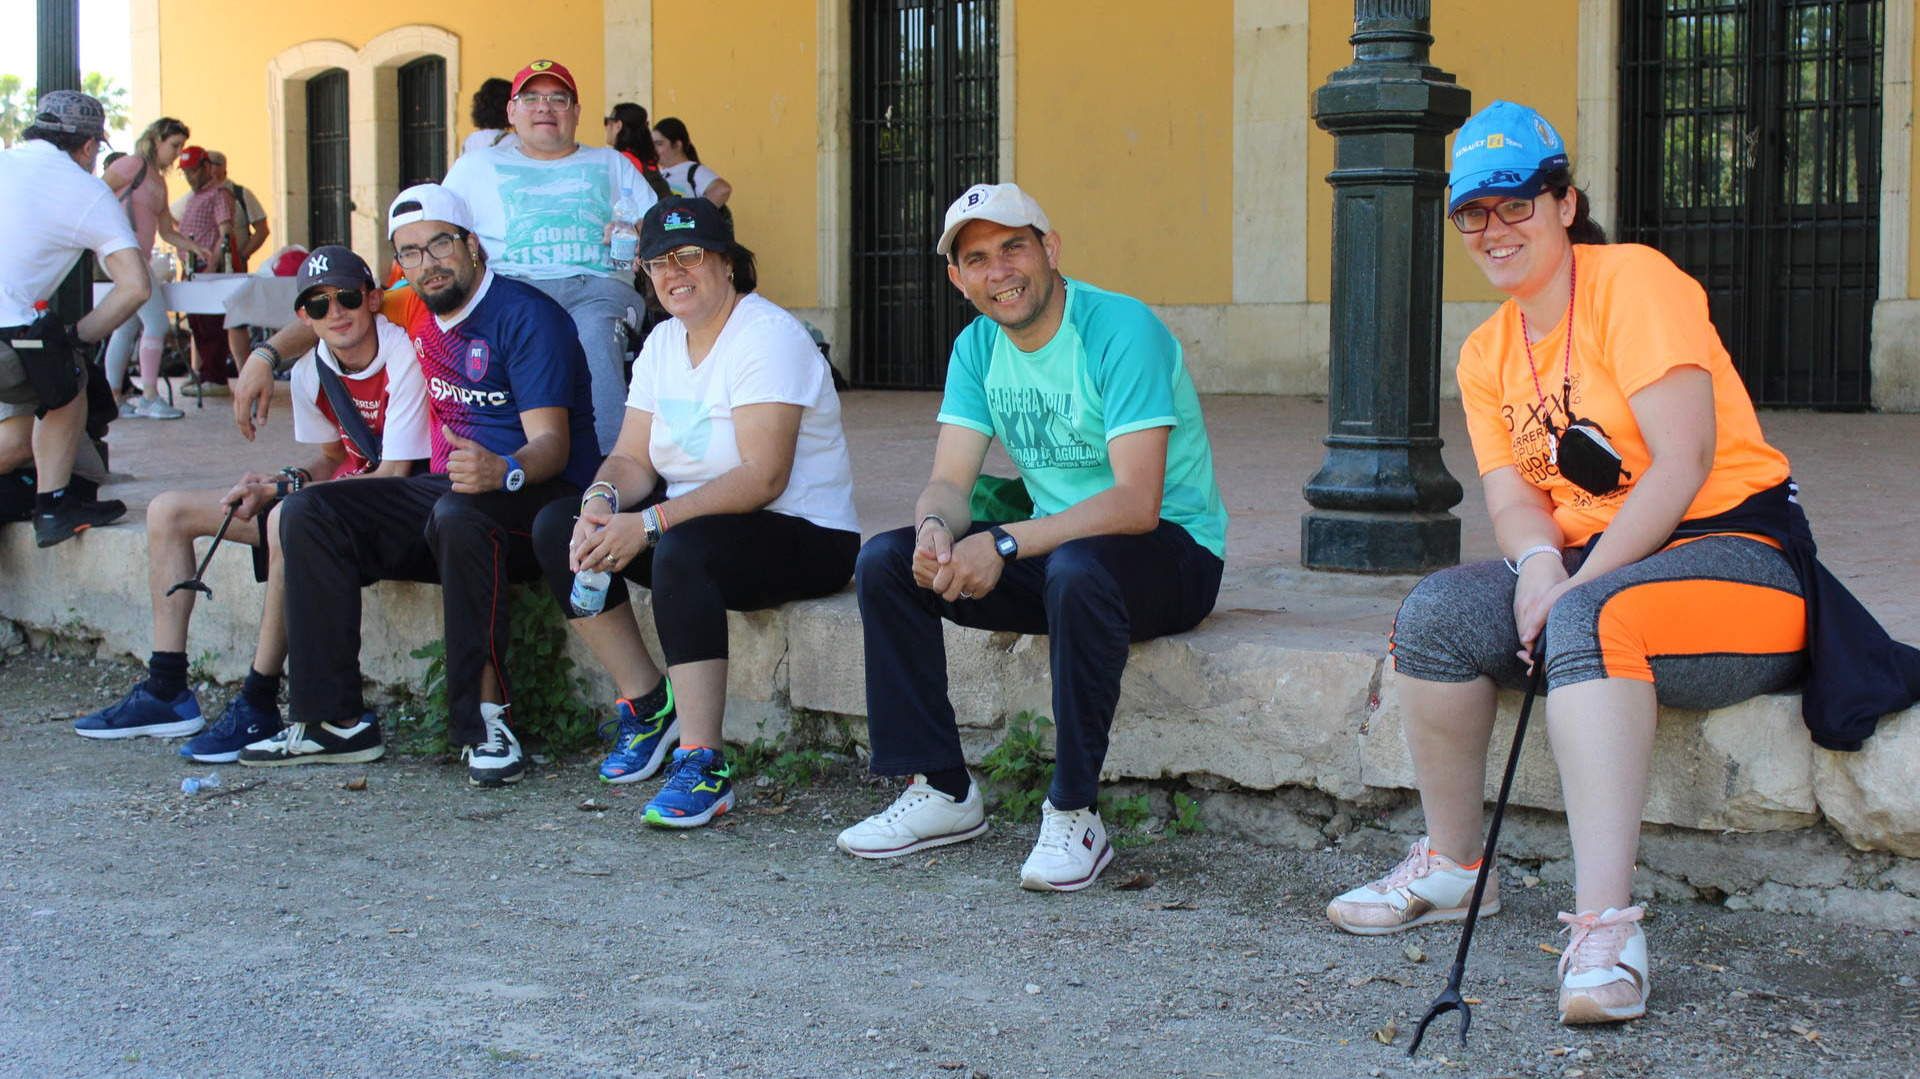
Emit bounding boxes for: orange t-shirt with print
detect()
[1457,243,1790,547]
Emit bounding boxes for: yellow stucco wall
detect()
[1306,0,1582,305]
[150,3,608,245]
[1013,1,1234,306]
[651,1,820,310]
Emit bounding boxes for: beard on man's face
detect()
[419,268,474,315]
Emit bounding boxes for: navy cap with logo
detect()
[293,245,376,309]
[34,90,109,142]
[638,196,732,261]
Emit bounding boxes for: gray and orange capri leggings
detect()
[1391,535,1806,706]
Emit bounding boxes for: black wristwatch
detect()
[988,525,1019,562]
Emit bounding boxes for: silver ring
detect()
[959,591,973,599]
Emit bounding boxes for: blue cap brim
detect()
[1447,168,1549,214]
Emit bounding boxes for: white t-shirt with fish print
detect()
[442,142,656,281]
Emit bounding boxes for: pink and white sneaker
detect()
[1557,905,1651,1024]
[1326,837,1494,935]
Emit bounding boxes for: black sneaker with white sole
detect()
[463,703,525,787]
[237,714,384,766]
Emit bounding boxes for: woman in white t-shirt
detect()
[459,77,517,158]
[533,197,857,828]
[651,117,732,207]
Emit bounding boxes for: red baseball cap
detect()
[510,59,578,99]
[177,145,209,170]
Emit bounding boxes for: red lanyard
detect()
[1519,248,1577,421]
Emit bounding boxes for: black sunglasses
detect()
[300,289,365,319]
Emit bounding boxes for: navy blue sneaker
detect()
[179,695,283,763]
[643,747,735,829]
[74,683,204,741]
[598,683,679,784]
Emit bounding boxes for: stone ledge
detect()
[2,521,1914,860]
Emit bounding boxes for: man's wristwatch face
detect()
[991,526,1018,561]
[503,458,526,492]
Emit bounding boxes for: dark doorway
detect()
[305,68,352,249]
[851,0,999,389]
[398,56,448,188]
[1619,0,1884,409]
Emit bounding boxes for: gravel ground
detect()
[2,648,1915,1079]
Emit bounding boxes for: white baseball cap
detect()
[388,183,476,239]
[936,182,1052,257]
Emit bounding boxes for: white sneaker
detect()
[118,395,145,418]
[837,775,987,859]
[1019,801,1113,892]
[1325,836,1493,935]
[462,702,525,787]
[135,396,184,420]
[1557,906,1651,1025]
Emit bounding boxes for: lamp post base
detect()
[1301,510,1460,575]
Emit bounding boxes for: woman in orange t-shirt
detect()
[1325,101,1808,1027]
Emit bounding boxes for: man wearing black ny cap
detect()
[0,90,151,544]
[73,245,430,765]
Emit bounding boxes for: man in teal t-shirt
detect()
[838,182,1228,894]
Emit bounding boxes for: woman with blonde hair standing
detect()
[103,116,213,419]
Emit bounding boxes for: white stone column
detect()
[604,0,654,111]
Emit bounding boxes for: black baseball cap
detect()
[293,245,376,308]
[638,197,732,261]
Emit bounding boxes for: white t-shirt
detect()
[628,292,858,533]
[290,317,432,474]
[0,140,138,326]
[460,129,518,157]
[442,142,655,281]
[660,161,718,199]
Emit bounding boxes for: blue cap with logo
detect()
[1447,100,1570,214]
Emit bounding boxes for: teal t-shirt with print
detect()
[936,279,1228,558]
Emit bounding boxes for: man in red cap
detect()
[442,58,655,456]
[175,145,241,391]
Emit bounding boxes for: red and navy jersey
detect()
[290,317,431,478]
[396,272,600,488]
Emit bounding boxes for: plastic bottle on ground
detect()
[181,772,221,795]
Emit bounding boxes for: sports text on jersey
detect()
[428,375,511,409]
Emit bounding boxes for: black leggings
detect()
[532,499,859,666]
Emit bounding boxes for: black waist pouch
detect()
[3,314,83,414]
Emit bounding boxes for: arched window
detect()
[305,68,352,248]
[398,55,448,187]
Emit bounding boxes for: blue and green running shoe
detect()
[643,747,734,828]
[598,682,679,783]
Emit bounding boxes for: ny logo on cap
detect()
[307,253,331,273]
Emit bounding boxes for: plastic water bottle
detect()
[181,772,221,795]
[571,568,611,617]
[609,195,641,270]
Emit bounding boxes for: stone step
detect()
[2,521,1912,861]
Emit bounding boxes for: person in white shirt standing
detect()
[441,58,655,454]
[652,117,733,208]
[531,197,860,828]
[0,90,151,545]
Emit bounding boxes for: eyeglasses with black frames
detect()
[393,232,463,269]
